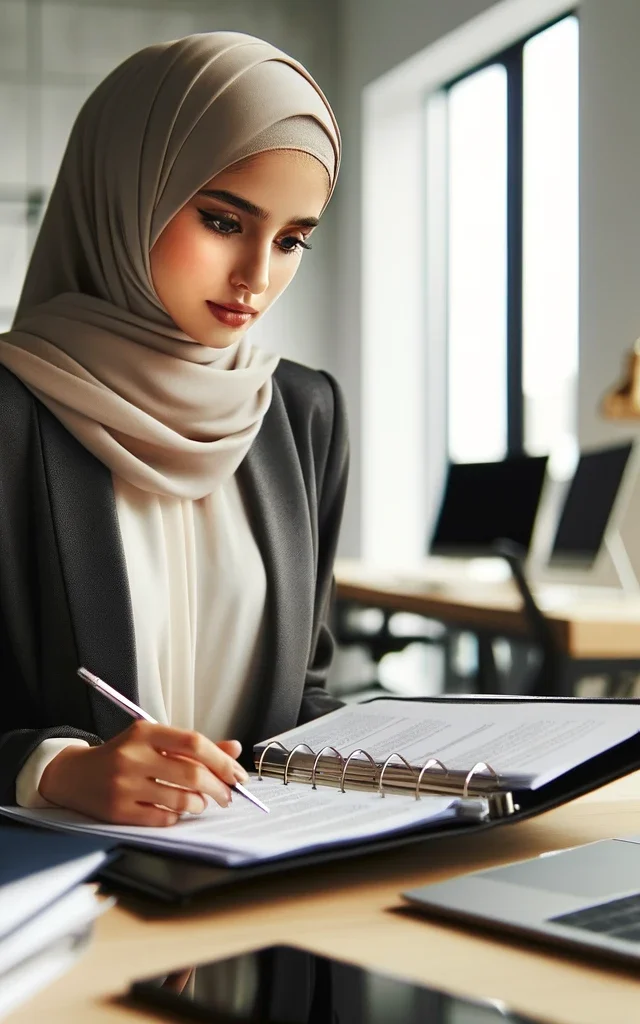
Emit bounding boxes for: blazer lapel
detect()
[37,382,314,745]
[38,407,138,738]
[239,385,315,742]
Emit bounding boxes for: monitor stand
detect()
[605,529,640,593]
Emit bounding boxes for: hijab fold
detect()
[0,33,341,499]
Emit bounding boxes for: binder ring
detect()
[415,758,447,800]
[340,749,378,793]
[257,740,288,780]
[463,761,498,798]
[311,746,344,789]
[283,743,315,785]
[378,753,417,798]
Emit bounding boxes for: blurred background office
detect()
[3,0,640,698]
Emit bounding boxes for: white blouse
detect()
[15,473,266,808]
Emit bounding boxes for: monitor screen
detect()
[429,455,548,557]
[549,442,634,567]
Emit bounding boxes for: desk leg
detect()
[530,650,573,698]
[476,633,501,694]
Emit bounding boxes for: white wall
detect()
[578,0,640,450]
[335,0,640,557]
[0,0,340,369]
[578,0,640,580]
[334,0,501,556]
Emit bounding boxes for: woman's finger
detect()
[138,780,208,816]
[140,723,246,785]
[217,739,243,760]
[147,750,233,807]
[100,798,180,828]
[166,744,247,783]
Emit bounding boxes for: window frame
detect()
[443,10,578,460]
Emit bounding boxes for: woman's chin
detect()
[184,318,249,349]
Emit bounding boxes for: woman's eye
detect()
[277,235,312,254]
[197,210,239,235]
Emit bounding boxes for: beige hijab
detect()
[0,33,341,499]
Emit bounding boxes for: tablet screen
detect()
[129,944,540,1023]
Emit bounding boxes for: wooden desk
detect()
[8,775,640,1024]
[335,560,640,697]
[335,559,640,661]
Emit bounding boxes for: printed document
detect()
[0,779,459,867]
[256,699,640,789]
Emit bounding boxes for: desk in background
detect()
[334,559,640,697]
[7,773,640,1024]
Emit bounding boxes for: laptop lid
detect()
[404,837,640,966]
[548,442,635,569]
[429,455,548,558]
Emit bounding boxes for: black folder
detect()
[0,824,113,887]
[96,695,640,907]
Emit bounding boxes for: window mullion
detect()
[505,46,524,457]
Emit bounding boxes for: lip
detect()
[206,301,257,328]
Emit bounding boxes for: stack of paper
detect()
[0,777,462,867]
[0,826,113,1021]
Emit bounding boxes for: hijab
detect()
[0,32,341,499]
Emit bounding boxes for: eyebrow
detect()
[196,188,319,229]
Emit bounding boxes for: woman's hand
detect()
[38,720,249,826]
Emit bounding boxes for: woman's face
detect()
[150,149,329,347]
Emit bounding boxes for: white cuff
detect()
[15,739,90,809]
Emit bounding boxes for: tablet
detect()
[127,943,542,1023]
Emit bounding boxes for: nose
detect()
[229,241,270,297]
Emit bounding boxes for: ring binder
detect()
[463,761,498,798]
[341,750,378,794]
[415,758,447,800]
[255,742,519,819]
[311,747,344,789]
[257,741,288,779]
[284,744,315,785]
[379,754,417,798]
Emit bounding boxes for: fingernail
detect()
[235,768,249,783]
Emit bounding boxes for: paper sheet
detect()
[0,851,108,942]
[0,779,459,867]
[256,699,640,789]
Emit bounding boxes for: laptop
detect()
[529,440,639,604]
[404,836,640,965]
[411,455,548,587]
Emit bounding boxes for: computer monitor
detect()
[429,455,549,558]
[548,441,635,568]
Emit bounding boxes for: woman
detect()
[0,32,347,825]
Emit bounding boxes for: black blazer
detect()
[0,358,348,803]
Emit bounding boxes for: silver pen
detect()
[77,666,269,813]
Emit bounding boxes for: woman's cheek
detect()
[271,255,301,301]
[190,234,232,285]
[171,231,211,277]
[155,215,211,277]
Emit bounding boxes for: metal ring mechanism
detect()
[257,740,288,780]
[282,743,316,786]
[378,753,418,798]
[340,749,378,794]
[415,758,448,801]
[311,746,344,789]
[463,761,499,798]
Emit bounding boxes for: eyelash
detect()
[197,210,312,254]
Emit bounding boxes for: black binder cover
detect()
[0,824,114,886]
[96,696,640,907]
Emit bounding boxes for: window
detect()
[447,64,508,464]
[444,14,579,465]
